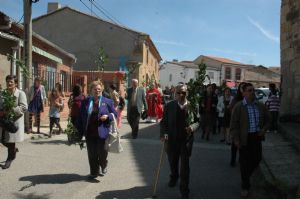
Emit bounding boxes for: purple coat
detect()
[77,96,117,139]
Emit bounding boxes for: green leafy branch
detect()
[0,89,17,121]
[186,62,207,125]
[95,47,108,73]
[7,54,31,79]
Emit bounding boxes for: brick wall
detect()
[72,71,125,96]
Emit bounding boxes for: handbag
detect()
[141,110,148,120]
[0,119,18,133]
[106,113,123,153]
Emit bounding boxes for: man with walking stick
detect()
[160,83,199,199]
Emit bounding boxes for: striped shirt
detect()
[265,94,280,112]
[242,98,260,133]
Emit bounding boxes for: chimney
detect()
[0,13,12,30]
[47,2,61,13]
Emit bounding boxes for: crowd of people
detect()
[0,74,281,198]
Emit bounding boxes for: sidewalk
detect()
[24,120,69,140]
[260,124,300,199]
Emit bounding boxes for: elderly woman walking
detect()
[0,75,27,169]
[77,80,117,179]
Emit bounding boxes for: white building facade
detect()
[159,61,220,90]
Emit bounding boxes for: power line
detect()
[89,0,118,25]
[79,0,101,19]
[93,0,123,25]
[16,14,24,24]
[80,0,140,41]
[89,0,141,41]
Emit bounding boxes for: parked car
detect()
[255,88,270,104]
[230,87,270,104]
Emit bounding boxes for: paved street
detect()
[0,117,281,199]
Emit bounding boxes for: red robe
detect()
[146,88,163,119]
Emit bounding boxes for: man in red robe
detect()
[146,84,163,122]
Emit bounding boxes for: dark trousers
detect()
[1,130,16,161]
[239,134,262,189]
[127,106,140,138]
[86,136,108,176]
[167,142,191,196]
[231,144,238,164]
[270,111,279,131]
[49,117,62,134]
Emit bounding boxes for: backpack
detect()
[118,96,125,110]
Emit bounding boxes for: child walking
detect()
[48,88,63,138]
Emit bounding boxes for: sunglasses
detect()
[246,89,254,92]
[177,92,187,95]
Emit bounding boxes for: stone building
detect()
[243,65,280,88]
[32,3,162,87]
[280,0,300,117]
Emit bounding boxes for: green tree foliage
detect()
[0,89,17,120]
[7,54,30,79]
[95,47,108,73]
[186,62,207,124]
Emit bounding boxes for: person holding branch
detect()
[160,83,199,199]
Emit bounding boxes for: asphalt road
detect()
[0,118,281,199]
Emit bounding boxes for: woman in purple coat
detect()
[77,80,117,179]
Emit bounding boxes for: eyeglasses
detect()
[177,92,187,95]
[246,89,254,92]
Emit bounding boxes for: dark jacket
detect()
[199,92,218,114]
[230,100,270,146]
[160,100,199,142]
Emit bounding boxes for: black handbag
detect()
[0,119,18,133]
[141,110,148,120]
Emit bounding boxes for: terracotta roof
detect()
[204,55,242,65]
[168,61,219,70]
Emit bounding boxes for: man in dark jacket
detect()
[230,83,270,197]
[160,83,199,199]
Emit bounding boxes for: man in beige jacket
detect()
[230,82,270,197]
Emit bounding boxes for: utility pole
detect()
[23,0,38,132]
[23,0,33,89]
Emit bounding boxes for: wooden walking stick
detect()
[152,138,166,198]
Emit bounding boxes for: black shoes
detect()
[181,195,190,199]
[168,178,178,187]
[2,159,12,169]
[2,148,18,169]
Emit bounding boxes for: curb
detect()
[260,157,298,199]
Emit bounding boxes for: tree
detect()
[95,47,108,80]
[186,62,207,124]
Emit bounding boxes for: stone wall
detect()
[280,0,300,117]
